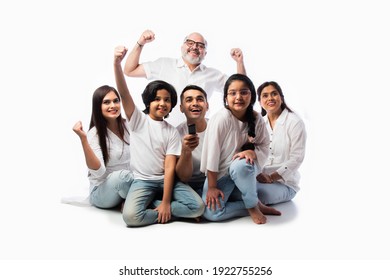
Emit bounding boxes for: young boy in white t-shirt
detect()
[113,46,204,227]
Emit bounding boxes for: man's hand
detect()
[139,30,155,45]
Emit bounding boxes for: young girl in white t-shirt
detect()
[114,46,204,227]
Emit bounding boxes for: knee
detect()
[90,193,121,209]
[93,201,119,209]
[118,170,134,182]
[122,209,143,227]
[112,170,134,198]
[230,159,255,177]
[194,202,205,217]
[257,190,271,205]
[257,188,280,205]
[122,211,135,226]
[192,194,206,216]
[114,170,134,187]
[202,207,223,222]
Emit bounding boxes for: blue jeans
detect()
[257,182,296,205]
[90,170,134,209]
[188,181,204,197]
[202,158,259,222]
[122,179,205,227]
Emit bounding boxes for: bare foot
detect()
[258,201,281,216]
[248,206,267,224]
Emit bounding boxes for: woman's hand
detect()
[256,172,273,183]
[205,188,225,211]
[232,150,256,165]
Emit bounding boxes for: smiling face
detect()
[148,89,172,121]
[180,88,208,123]
[181,32,207,65]
[259,85,283,115]
[101,91,121,122]
[225,80,252,120]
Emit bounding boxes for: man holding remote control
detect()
[176,85,209,197]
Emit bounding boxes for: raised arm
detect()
[123,30,155,77]
[114,46,135,120]
[230,48,247,75]
[72,121,101,170]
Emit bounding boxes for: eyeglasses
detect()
[184,39,206,50]
[227,89,251,97]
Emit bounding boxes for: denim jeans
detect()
[122,179,205,227]
[257,182,296,205]
[202,158,259,222]
[188,181,205,197]
[90,169,134,209]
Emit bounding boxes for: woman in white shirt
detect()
[201,74,281,224]
[72,85,133,209]
[256,81,307,205]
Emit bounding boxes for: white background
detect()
[1,0,390,277]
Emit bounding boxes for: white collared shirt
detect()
[87,126,131,191]
[200,108,270,180]
[143,57,227,126]
[263,109,307,192]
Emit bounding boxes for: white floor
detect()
[4,168,389,262]
[38,193,302,260]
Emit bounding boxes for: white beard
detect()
[182,50,204,65]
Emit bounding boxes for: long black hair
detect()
[257,81,293,117]
[89,85,129,166]
[223,74,257,138]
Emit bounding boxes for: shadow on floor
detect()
[68,199,299,227]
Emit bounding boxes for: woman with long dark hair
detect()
[72,85,133,209]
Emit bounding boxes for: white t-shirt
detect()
[263,109,307,192]
[87,126,131,192]
[128,108,181,180]
[143,57,227,126]
[176,120,208,184]
[200,108,270,179]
